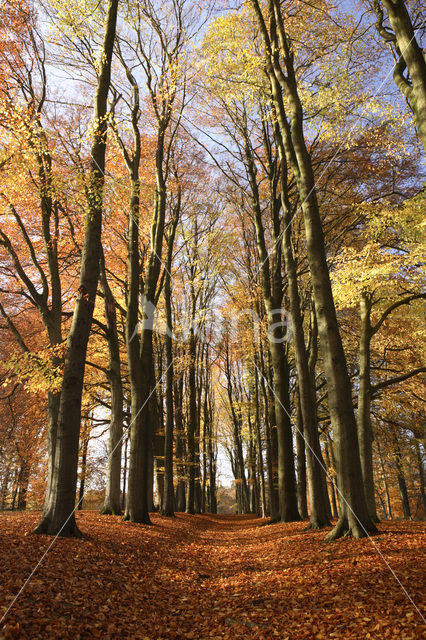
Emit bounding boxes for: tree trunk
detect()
[254,367,267,517]
[124,332,153,524]
[124,103,168,522]
[224,340,250,514]
[260,353,279,519]
[175,377,186,512]
[392,429,411,519]
[1,465,10,509]
[121,432,128,512]
[162,268,175,516]
[186,328,197,514]
[206,384,217,514]
[376,490,387,519]
[295,394,308,519]
[414,440,426,519]
[78,437,89,511]
[100,256,123,516]
[34,0,119,537]
[324,436,339,519]
[17,463,30,511]
[377,0,426,150]
[357,293,378,521]
[269,339,300,521]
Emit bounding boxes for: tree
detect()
[248,0,376,539]
[370,0,426,150]
[34,0,119,536]
[332,193,425,520]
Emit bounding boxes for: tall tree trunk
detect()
[1,465,10,509]
[161,205,179,516]
[123,166,152,523]
[295,393,308,519]
[260,350,279,519]
[11,470,18,511]
[186,328,197,514]
[100,255,123,515]
[34,0,119,536]
[194,383,203,515]
[357,293,378,521]
[206,384,217,514]
[248,414,258,513]
[162,268,175,516]
[174,377,186,512]
[269,339,300,521]
[124,118,168,523]
[121,432,128,512]
[376,490,387,519]
[224,340,250,514]
[324,435,339,519]
[254,367,267,517]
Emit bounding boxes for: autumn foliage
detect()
[0,0,425,636]
[1,513,425,639]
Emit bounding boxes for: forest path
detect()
[0,511,424,639]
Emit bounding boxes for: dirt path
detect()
[0,512,424,639]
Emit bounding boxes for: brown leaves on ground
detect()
[0,513,424,639]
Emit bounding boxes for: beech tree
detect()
[370,0,426,150]
[246,0,377,539]
[0,0,424,542]
[34,0,119,536]
[332,193,425,520]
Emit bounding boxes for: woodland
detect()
[0,0,425,638]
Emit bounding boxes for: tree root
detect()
[99,505,122,516]
[122,512,152,525]
[33,515,82,538]
[304,519,331,531]
[261,516,280,526]
[325,515,378,541]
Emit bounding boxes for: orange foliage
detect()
[0,513,424,638]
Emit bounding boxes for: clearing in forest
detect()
[0,513,425,639]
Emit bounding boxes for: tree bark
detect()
[295,393,308,519]
[324,436,339,519]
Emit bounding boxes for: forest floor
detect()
[0,512,424,639]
